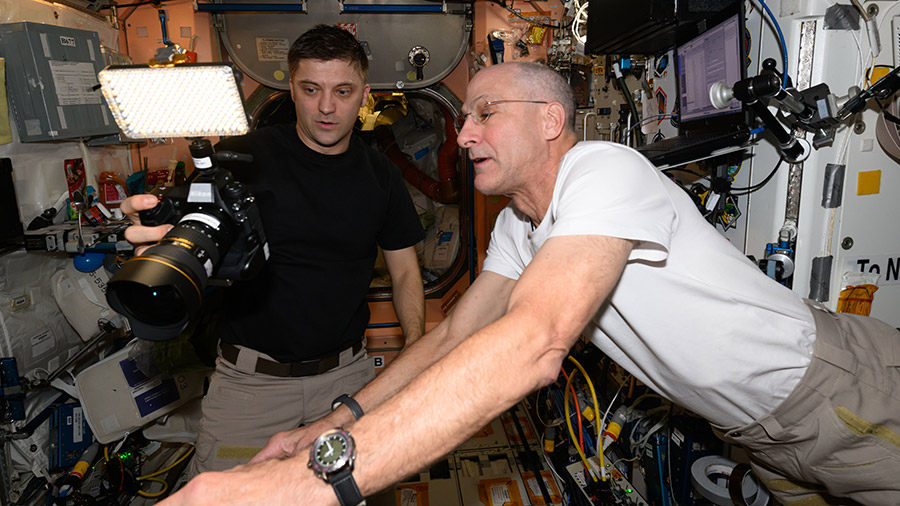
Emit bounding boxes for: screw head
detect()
[841,237,854,250]
[854,121,866,134]
[867,3,879,17]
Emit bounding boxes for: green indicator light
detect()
[626,488,633,493]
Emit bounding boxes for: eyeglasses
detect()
[455,99,548,132]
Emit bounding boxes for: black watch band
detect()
[332,394,364,420]
[329,467,366,506]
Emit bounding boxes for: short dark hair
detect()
[288,24,369,81]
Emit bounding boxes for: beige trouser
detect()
[187,342,375,477]
[714,302,900,505]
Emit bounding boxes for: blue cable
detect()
[757,0,788,88]
[655,438,671,506]
[750,126,767,135]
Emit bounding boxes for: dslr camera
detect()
[106,139,268,341]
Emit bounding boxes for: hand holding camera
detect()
[107,139,269,341]
[120,194,175,256]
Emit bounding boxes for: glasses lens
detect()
[454,114,468,132]
[474,101,490,124]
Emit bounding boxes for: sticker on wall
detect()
[745,26,753,69]
[656,88,667,125]
[653,53,668,78]
[338,23,357,38]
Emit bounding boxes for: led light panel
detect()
[99,64,249,139]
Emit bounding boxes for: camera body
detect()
[140,163,267,282]
[106,139,268,341]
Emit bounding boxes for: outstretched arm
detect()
[165,234,633,505]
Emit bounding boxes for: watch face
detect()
[315,433,347,466]
[308,428,356,477]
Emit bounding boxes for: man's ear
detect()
[360,84,371,108]
[543,102,567,141]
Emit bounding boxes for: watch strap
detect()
[332,394,365,420]
[329,467,366,506]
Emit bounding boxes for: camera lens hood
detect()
[107,245,208,341]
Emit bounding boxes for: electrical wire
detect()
[611,455,640,468]
[661,168,710,180]
[567,356,604,479]
[624,114,676,140]
[560,367,585,453]
[129,445,195,498]
[534,387,564,428]
[823,120,855,259]
[563,369,597,481]
[490,0,574,29]
[138,445,195,480]
[570,1,589,45]
[598,383,623,449]
[755,0,789,88]
[137,476,168,498]
[730,156,785,195]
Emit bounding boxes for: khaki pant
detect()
[188,342,375,476]
[714,302,900,505]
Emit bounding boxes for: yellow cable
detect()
[564,369,597,482]
[138,445,195,480]
[137,477,168,498]
[567,356,606,479]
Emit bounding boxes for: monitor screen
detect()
[677,13,743,122]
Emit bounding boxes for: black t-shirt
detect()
[213,124,424,362]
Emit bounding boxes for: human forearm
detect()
[391,269,425,344]
[350,311,567,496]
[383,246,425,344]
[353,322,448,416]
[355,272,514,417]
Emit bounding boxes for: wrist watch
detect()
[332,394,365,420]
[308,428,366,506]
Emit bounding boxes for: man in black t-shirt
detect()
[120,25,425,476]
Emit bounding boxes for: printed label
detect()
[73,407,84,443]
[845,254,900,285]
[490,485,511,505]
[31,329,56,358]
[256,37,290,62]
[48,61,102,106]
[400,488,417,506]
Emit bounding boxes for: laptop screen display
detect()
[677,13,743,123]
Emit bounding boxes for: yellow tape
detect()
[836,405,900,448]
[216,446,261,460]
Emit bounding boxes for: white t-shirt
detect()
[483,141,816,427]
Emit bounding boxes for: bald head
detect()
[473,63,576,133]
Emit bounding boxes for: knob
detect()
[408,46,430,81]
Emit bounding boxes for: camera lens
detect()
[107,215,235,341]
[111,283,186,326]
